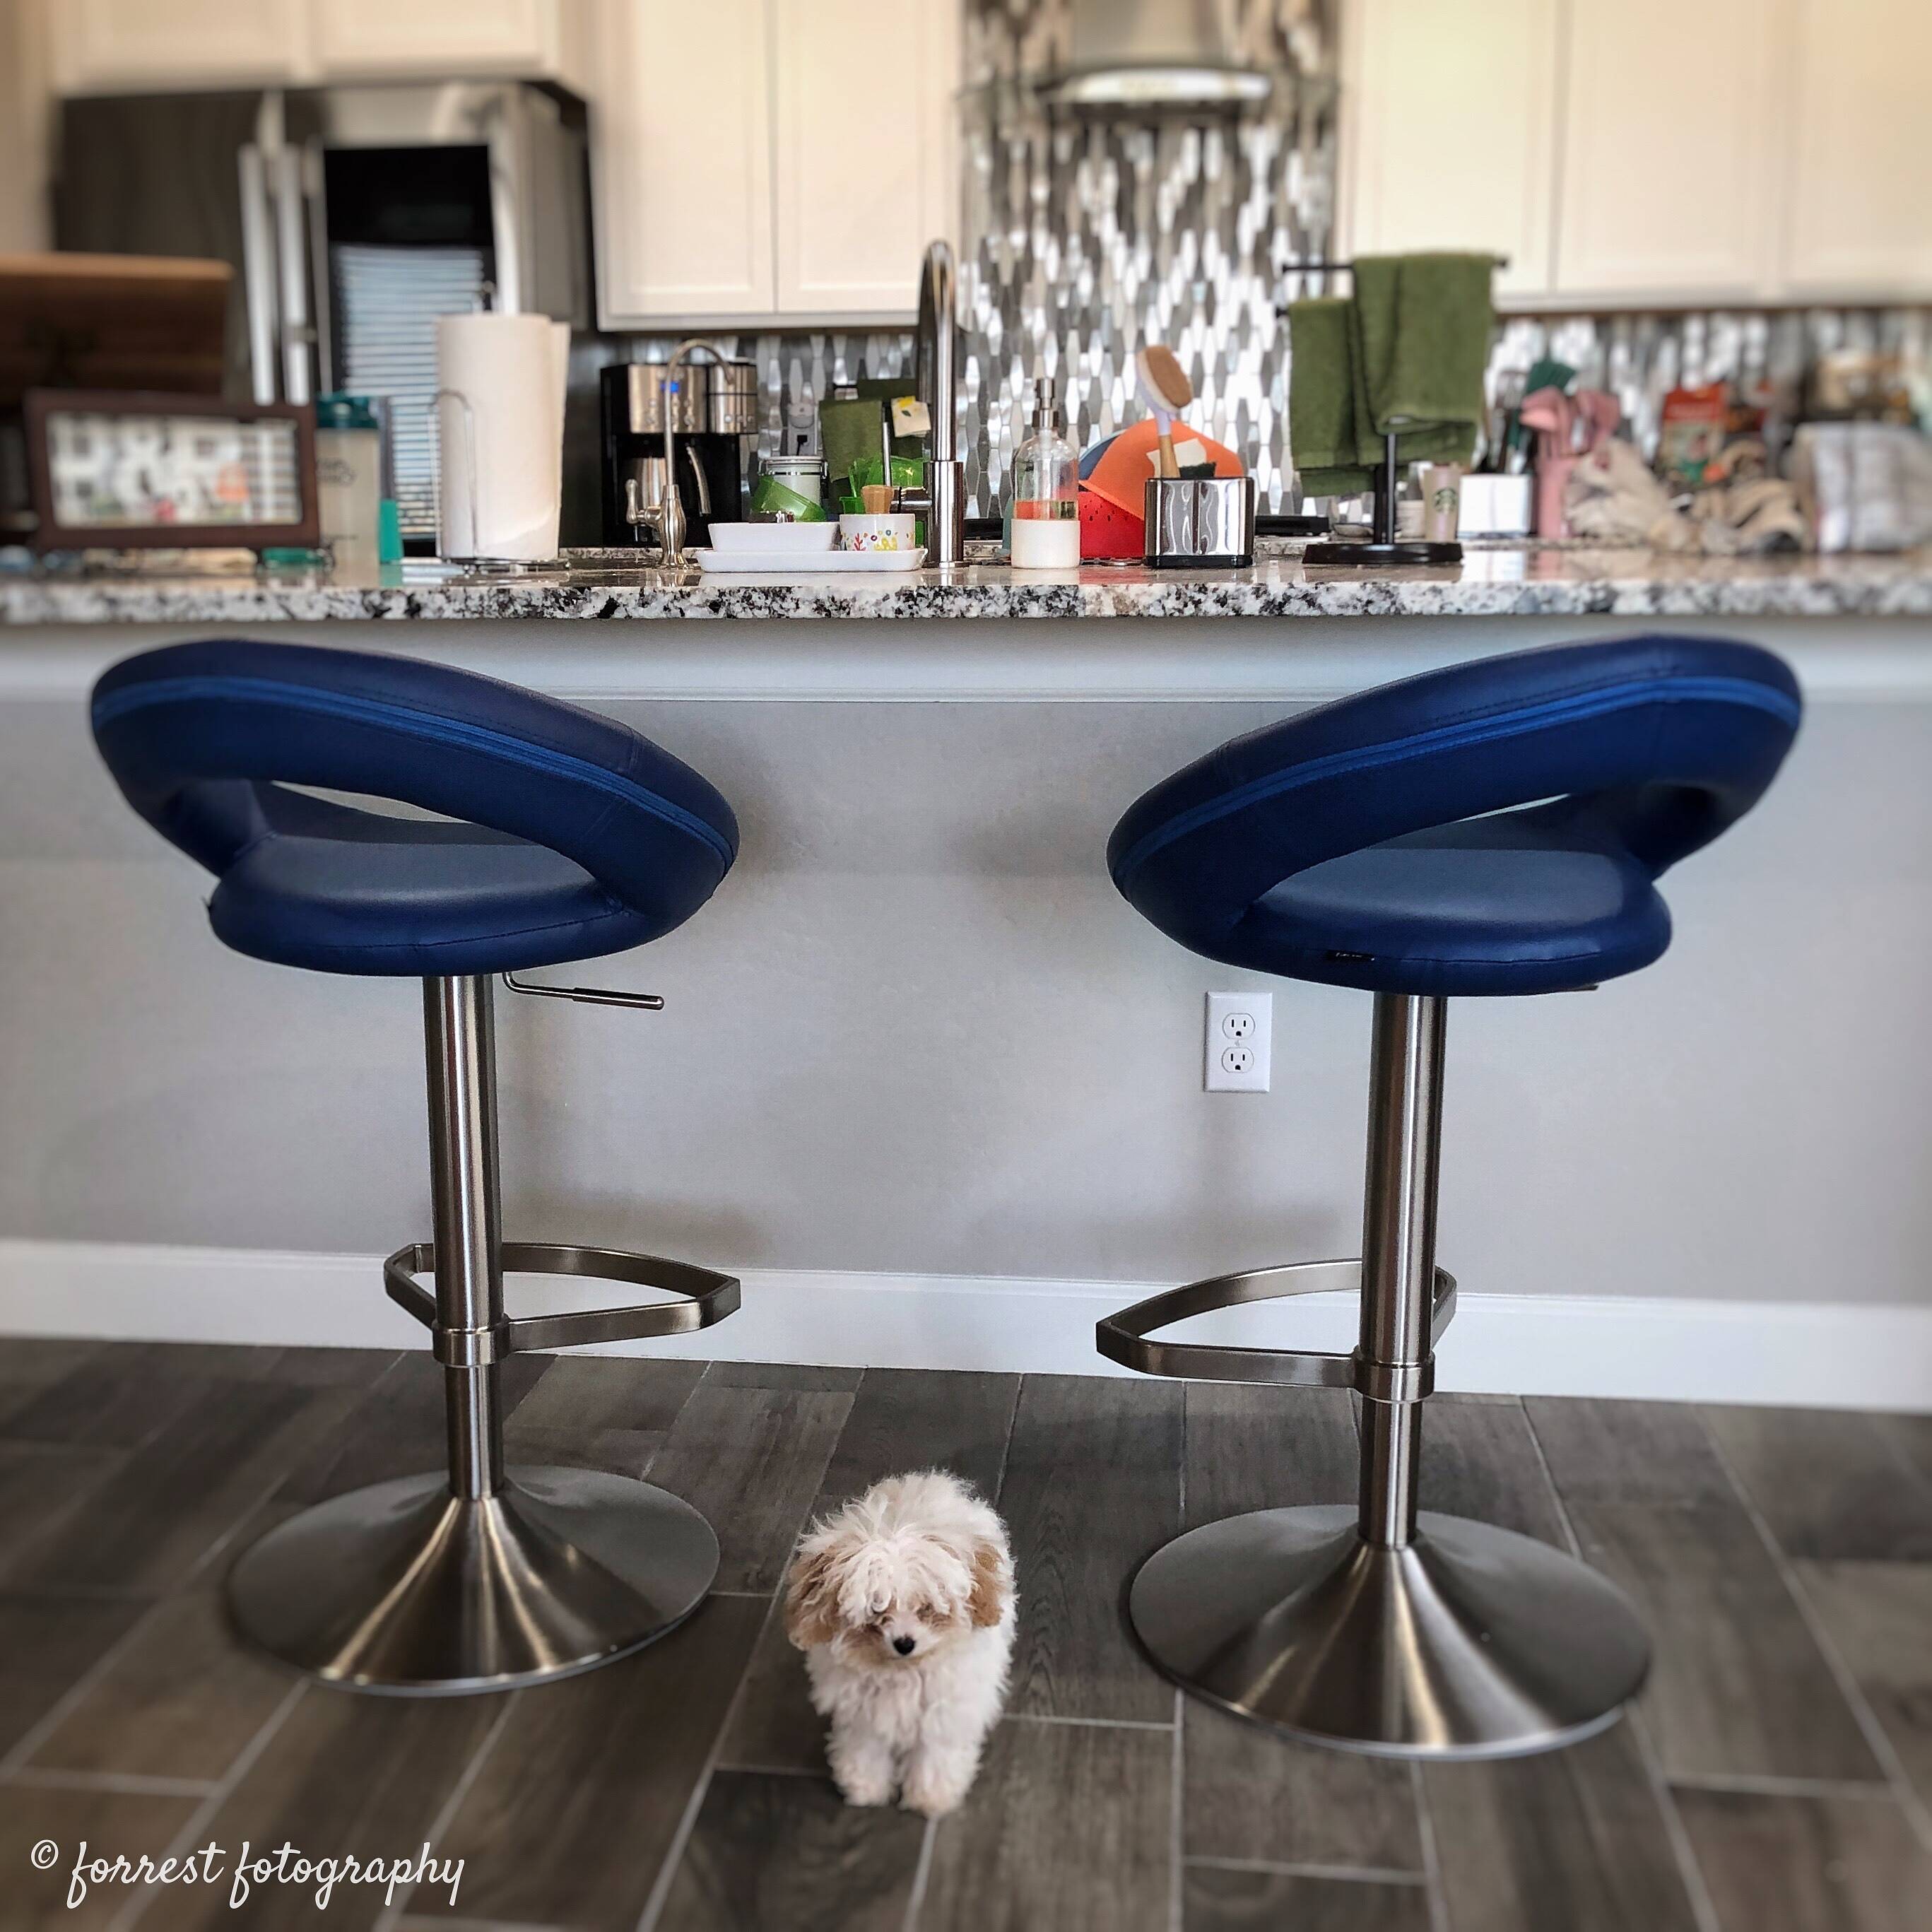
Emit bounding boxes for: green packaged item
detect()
[820,392,925,500]
[748,473,827,522]
[847,454,925,493]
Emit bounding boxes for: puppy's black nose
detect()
[893,1634,917,1656]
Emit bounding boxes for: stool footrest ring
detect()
[1095,1257,1456,1389]
[385,1241,740,1357]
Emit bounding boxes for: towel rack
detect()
[1278,257,1507,569]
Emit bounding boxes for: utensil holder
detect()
[1143,476,1257,567]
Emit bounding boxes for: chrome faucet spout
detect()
[913,240,966,567]
[648,337,728,567]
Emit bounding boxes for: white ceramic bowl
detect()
[708,519,837,552]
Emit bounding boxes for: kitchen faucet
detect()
[629,336,727,567]
[912,240,966,569]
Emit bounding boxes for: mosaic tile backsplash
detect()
[588,0,1929,526]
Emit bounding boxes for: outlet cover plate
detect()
[1206,991,1272,1092]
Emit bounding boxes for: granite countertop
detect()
[4,541,1929,625]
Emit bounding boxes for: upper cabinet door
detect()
[1780,0,1932,299]
[594,0,776,324]
[1555,0,1777,301]
[771,0,958,319]
[312,1,588,88]
[1341,0,1558,304]
[50,0,313,92]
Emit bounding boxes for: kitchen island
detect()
[2,541,1929,1408]
[4,540,1929,627]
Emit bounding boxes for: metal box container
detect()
[1143,475,1257,567]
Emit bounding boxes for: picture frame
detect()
[24,389,319,551]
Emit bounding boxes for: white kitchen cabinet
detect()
[45,0,591,96]
[594,0,960,329]
[310,1,590,90]
[594,0,777,324]
[1779,0,1932,300]
[1339,0,1559,305]
[49,0,314,92]
[1554,0,1777,302]
[772,1,957,317]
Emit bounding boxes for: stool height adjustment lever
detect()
[502,971,664,1011]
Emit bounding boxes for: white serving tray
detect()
[693,547,927,575]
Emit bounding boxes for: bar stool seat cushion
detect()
[91,640,738,977]
[1108,635,1801,996]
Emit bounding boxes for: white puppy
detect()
[784,1469,1016,1817]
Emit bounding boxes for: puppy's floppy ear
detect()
[966,1535,1011,1630]
[784,1545,843,1650]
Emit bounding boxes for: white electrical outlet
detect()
[1206,991,1272,1092]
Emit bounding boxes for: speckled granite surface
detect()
[4,543,1929,625]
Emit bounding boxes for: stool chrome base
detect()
[1129,1504,1650,1760]
[1100,994,1654,1757]
[225,973,738,1696]
[228,1466,719,1695]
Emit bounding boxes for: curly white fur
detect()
[784,1470,1016,1817]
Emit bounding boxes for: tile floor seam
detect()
[109,1676,306,1932]
[370,1689,523,1932]
[1408,1759,1451,1932]
[632,1596,774,1932]
[899,1815,937,1932]
[1003,1712,1176,1732]
[1666,1769,1912,1801]
[1168,1690,1184,1932]
[3,1765,218,1798]
[0,1590,175,1779]
[1183,1854,1430,1885]
[1701,1413,1932,1856]
[1521,1399,1725,1932]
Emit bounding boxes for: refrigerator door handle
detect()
[302,138,334,399]
[271,144,314,404]
[237,143,281,406]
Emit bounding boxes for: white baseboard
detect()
[0,1238,1926,1412]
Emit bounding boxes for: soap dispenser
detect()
[1008,379,1080,569]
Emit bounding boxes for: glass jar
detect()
[1009,378,1080,569]
[314,394,382,574]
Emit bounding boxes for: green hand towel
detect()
[1290,255,1494,496]
[1351,252,1492,465]
[1288,296,1370,497]
[819,387,926,502]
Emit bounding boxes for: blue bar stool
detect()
[93,639,743,1693]
[1098,635,1801,1757]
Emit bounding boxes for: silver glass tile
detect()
[599,0,1928,522]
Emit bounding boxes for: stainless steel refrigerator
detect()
[54,82,592,543]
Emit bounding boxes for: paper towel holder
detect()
[428,385,560,572]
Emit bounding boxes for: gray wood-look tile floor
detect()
[0,1339,1928,1931]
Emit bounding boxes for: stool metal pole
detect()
[226,971,726,1692]
[1357,993,1446,1548]
[424,974,506,1500]
[1117,988,1651,1756]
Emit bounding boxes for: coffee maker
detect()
[600,359,758,549]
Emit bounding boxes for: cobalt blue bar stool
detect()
[1097,634,1801,1758]
[92,638,742,1694]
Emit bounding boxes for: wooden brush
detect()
[1136,344,1194,478]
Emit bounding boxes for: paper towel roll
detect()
[435,313,570,561]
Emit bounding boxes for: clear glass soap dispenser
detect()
[1008,378,1080,569]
